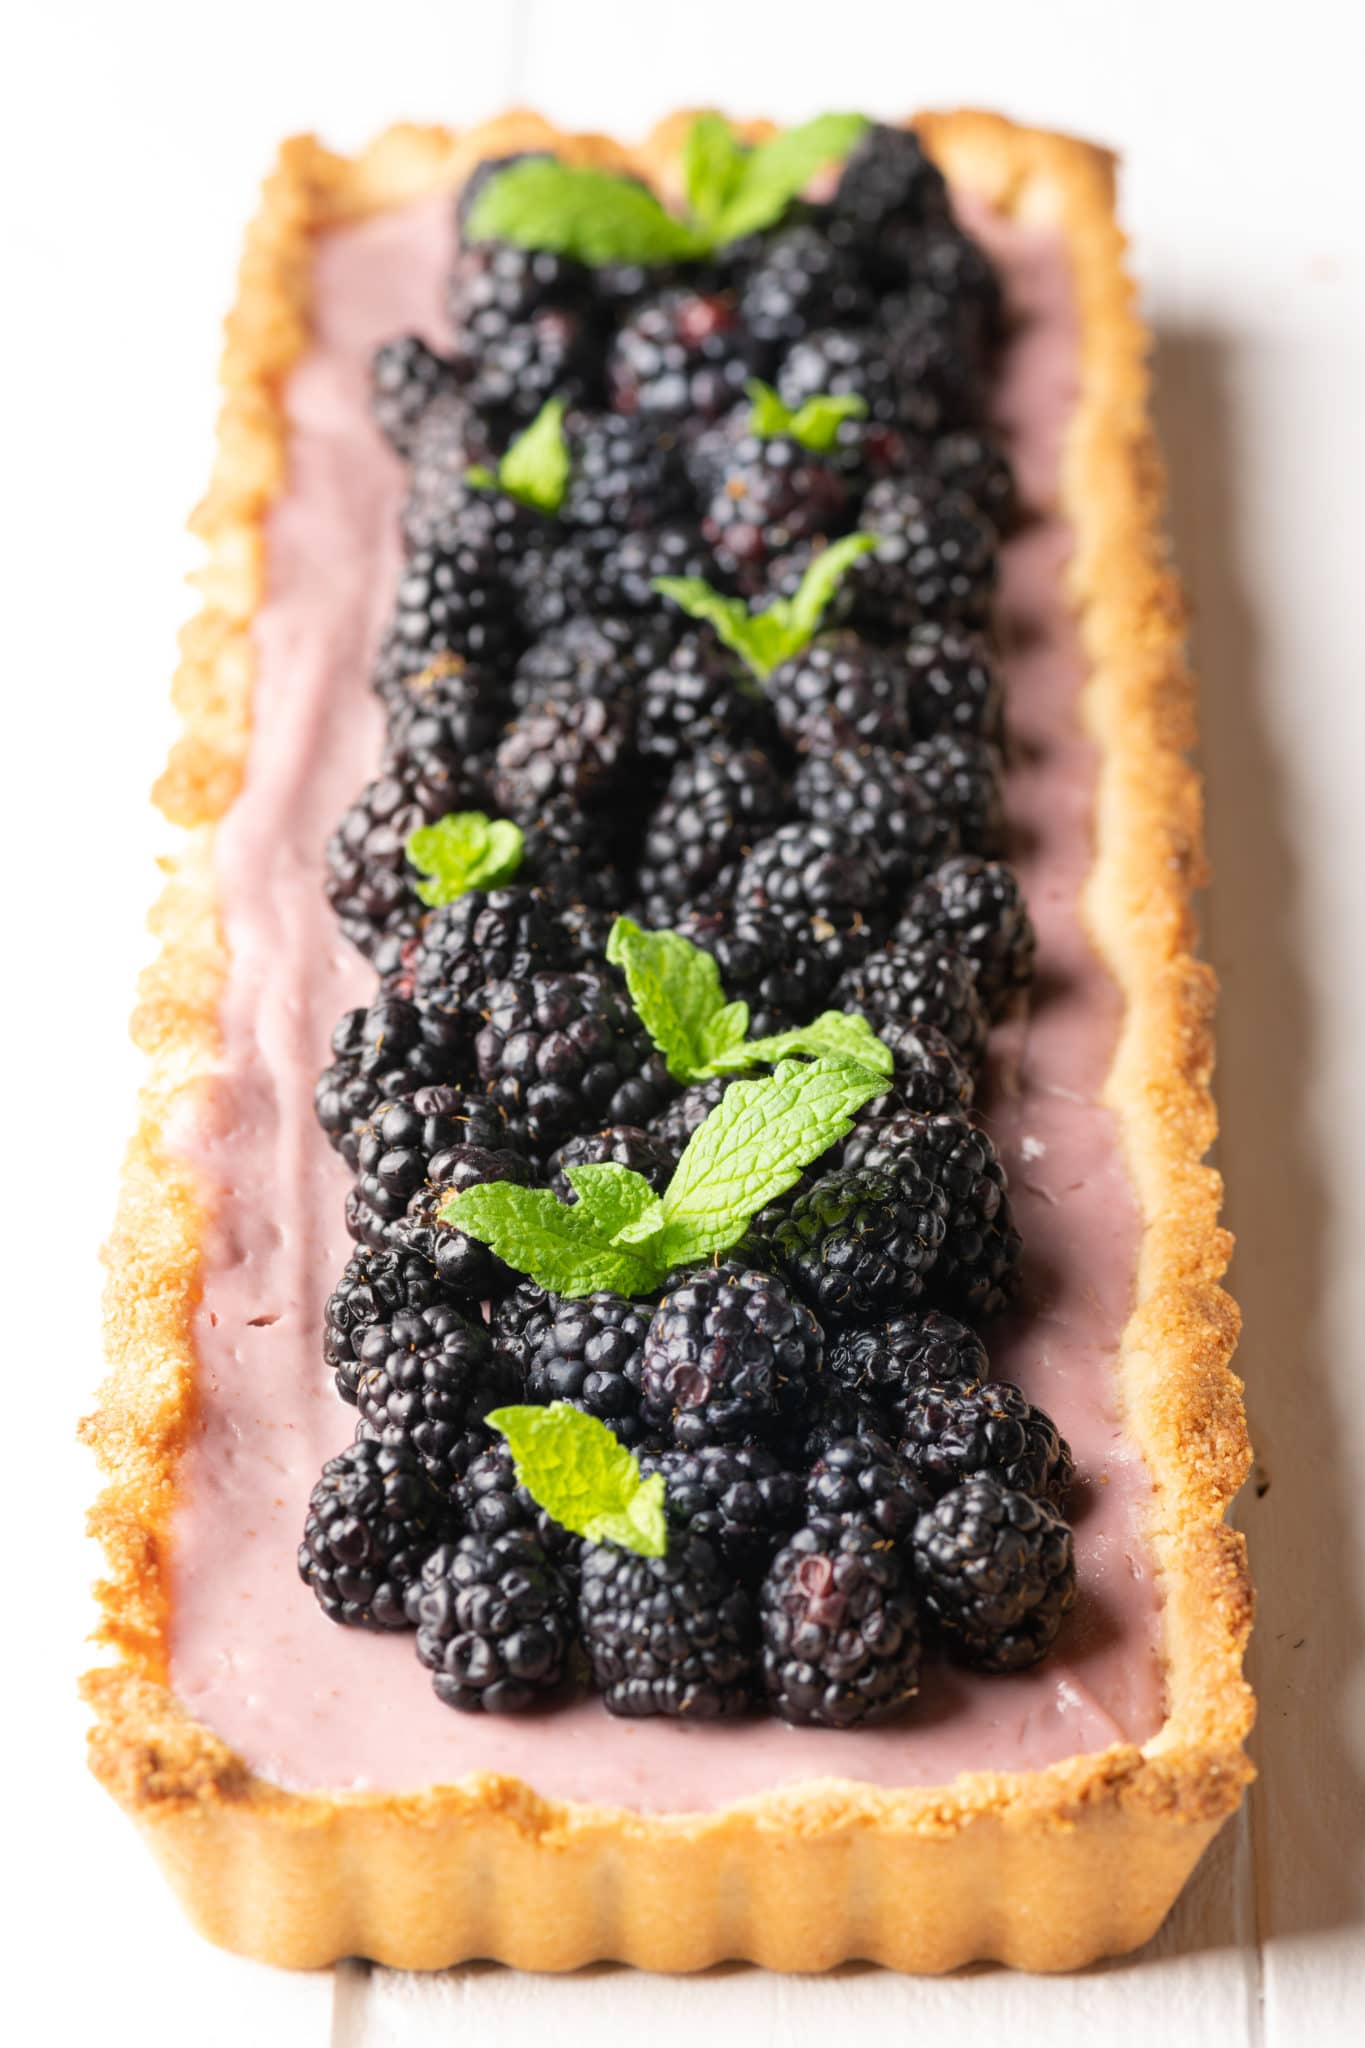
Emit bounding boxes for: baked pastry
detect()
[82,109,1253,1973]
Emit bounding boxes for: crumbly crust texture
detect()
[82,110,1253,1973]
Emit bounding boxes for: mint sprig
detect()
[488,1403,667,1557]
[654,532,879,680]
[746,378,868,453]
[440,1056,882,1298]
[405,811,525,909]
[466,398,570,514]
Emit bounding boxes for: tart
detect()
[82,109,1254,1973]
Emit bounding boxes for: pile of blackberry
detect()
[298,126,1080,1730]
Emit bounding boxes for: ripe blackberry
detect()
[770,1163,947,1324]
[579,1531,757,1718]
[853,479,998,636]
[451,300,599,433]
[513,536,601,638]
[475,970,670,1154]
[703,431,849,592]
[912,1479,1076,1672]
[760,1517,921,1728]
[778,1379,886,1468]
[324,762,486,961]
[904,622,1005,748]
[400,388,488,555]
[377,649,505,768]
[510,613,666,714]
[410,887,572,1033]
[736,221,874,351]
[324,1245,458,1405]
[777,325,917,433]
[905,222,1004,352]
[456,1440,583,1583]
[642,1444,804,1585]
[351,1093,527,1237]
[313,998,464,1165]
[844,1111,1022,1316]
[391,512,530,673]
[298,1438,447,1630]
[450,233,595,328]
[594,521,716,615]
[635,635,770,772]
[881,286,987,436]
[408,1531,576,1711]
[847,1016,975,1129]
[902,731,1006,859]
[732,820,888,978]
[354,1304,516,1494]
[492,691,634,825]
[831,123,950,246]
[640,1263,823,1449]
[833,940,989,1069]
[901,857,1036,1019]
[636,746,786,921]
[806,1433,929,1541]
[517,793,619,890]
[672,903,835,1037]
[899,1378,1074,1507]
[522,1293,653,1444]
[561,408,693,545]
[929,430,1017,532]
[487,1281,556,1373]
[825,1309,988,1422]
[648,1077,729,1155]
[766,632,907,756]
[371,335,457,458]
[390,1142,538,1298]
[792,745,955,893]
[609,286,757,421]
[547,1125,677,1202]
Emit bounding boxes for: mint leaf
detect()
[653,1057,883,1268]
[783,531,880,642]
[745,379,868,454]
[464,158,705,266]
[682,112,747,231]
[488,1404,668,1557]
[723,1010,894,1078]
[494,398,570,514]
[655,532,877,680]
[563,1163,661,1241]
[406,811,525,909]
[606,916,749,1083]
[710,113,869,246]
[440,1182,659,1298]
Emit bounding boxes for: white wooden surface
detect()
[10,2,1364,2040]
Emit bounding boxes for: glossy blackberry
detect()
[314,998,464,1166]
[450,232,595,327]
[579,1531,758,1719]
[833,940,989,1069]
[594,521,715,615]
[635,635,770,771]
[391,512,530,672]
[901,857,1036,1019]
[732,820,888,978]
[547,1125,677,1202]
[354,1304,516,1494]
[450,299,599,433]
[844,1111,1022,1317]
[561,409,693,545]
[777,325,917,433]
[778,1378,886,1468]
[850,1016,975,1127]
[853,479,998,636]
[902,731,1006,859]
[642,1444,804,1585]
[487,1281,557,1372]
[517,793,619,890]
[509,613,666,714]
[408,1531,575,1712]
[389,1142,538,1298]
[298,1438,447,1630]
[609,286,757,421]
[760,1517,921,1728]
[513,536,602,637]
[456,1441,583,1582]
[703,431,849,592]
[770,1163,947,1324]
[351,1093,527,1235]
[410,886,571,1033]
[324,1245,458,1405]
[492,691,634,826]
[648,1077,729,1155]
[640,1263,823,1449]
[324,761,486,961]
[736,221,874,350]
[825,1309,988,1423]
[929,430,1018,532]
[671,903,836,1036]
[636,745,786,921]
[475,969,670,1154]
[832,123,950,246]
[522,1293,653,1444]
[806,1433,929,1541]
[792,745,954,893]
[371,335,456,458]
[912,1479,1076,1672]
[904,622,1005,748]
[377,649,505,768]
[899,1378,1074,1508]
[766,633,908,756]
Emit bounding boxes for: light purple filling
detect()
[165,191,1165,1807]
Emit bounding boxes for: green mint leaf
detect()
[487,1404,668,1557]
[656,532,876,680]
[606,916,749,1083]
[406,811,525,908]
[464,462,498,489]
[563,1163,661,1241]
[653,1057,884,1268]
[745,380,867,454]
[651,574,760,669]
[465,157,705,266]
[495,397,570,514]
[710,112,869,246]
[783,531,880,643]
[439,1182,661,1298]
[719,1010,894,1078]
[745,379,792,439]
[681,112,748,230]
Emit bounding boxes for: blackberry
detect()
[844,1110,1022,1316]
[324,762,485,961]
[493,691,634,825]
[324,1245,457,1404]
[371,335,457,458]
[450,232,594,327]
[736,221,874,351]
[609,286,756,421]
[354,1304,516,1494]
[517,793,619,889]
[636,746,786,921]
[400,388,488,554]
[853,479,998,636]
[456,1440,583,1582]
[410,886,572,1031]
[522,1293,653,1444]
[904,222,1004,352]
[826,1309,988,1423]
[579,1531,757,1718]
[450,300,599,433]
[547,1125,677,1202]
[635,635,770,771]
[760,1518,920,1727]
[901,857,1036,1019]
[314,998,464,1165]
[488,1281,557,1372]
[561,408,693,545]
[778,325,917,433]
[770,1163,946,1324]
[899,1378,1074,1507]
[510,613,666,714]
[642,1444,804,1585]
[513,536,602,638]
[853,1017,976,1123]
[766,632,907,756]
[791,745,954,893]
[377,649,505,767]
[350,1093,527,1236]
[640,1263,822,1449]
[902,731,1006,859]
[475,970,670,1153]
[833,940,989,1069]
[778,1378,886,1468]
[912,1479,1076,1671]
[929,430,1017,532]
[904,622,1005,749]
[703,430,848,592]
[881,287,987,435]
[831,123,950,247]
[594,521,716,615]
[648,1077,729,1154]
[733,820,888,978]
[298,1438,447,1629]
[391,513,530,672]
[671,903,835,1037]
[806,1433,929,1541]
[408,1531,575,1711]
[390,1142,537,1298]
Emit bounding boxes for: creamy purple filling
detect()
[165,191,1165,1806]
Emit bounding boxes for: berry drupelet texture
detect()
[353,1304,516,1495]
[806,1433,929,1541]
[407,1531,576,1711]
[853,478,998,637]
[635,635,771,772]
[760,1517,921,1728]
[579,1530,758,1718]
[390,1141,537,1298]
[609,286,757,422]
[902,731,1007,859]
[912,1479,1076,1672]
[298,1438,448,1630]
[640,1262,823,1449]
[901,856,1036,1019]
[733,821,888,979]
[475,969,671,1154]
[899,1377,1075,1508]
[370,335,456,458]
[547,1124,678,1201]
[766,633,909,756]
[833,940,989,1070]
[636,745,787,920]
[643,1443,805,1586]
[826,1308,989,1424]
[325,763,484,961]
[324,1245,458,1405]
[792,745,956,893]
[521,1292,653,1445]
[313,998,467,1165]
[771,1163,947,1324]
[672,903,836,1036]
[410,887,572,1034]
[903,622,1006,749]
[843,1110,1023,1317]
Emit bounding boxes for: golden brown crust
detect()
[82,110,1253,1971]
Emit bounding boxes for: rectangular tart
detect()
[83,110,1254,1973]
